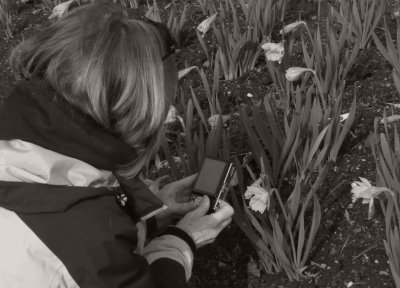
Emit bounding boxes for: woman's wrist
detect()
[161,225,196,253]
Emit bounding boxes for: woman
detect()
[0,2,234,288]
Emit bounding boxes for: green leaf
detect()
[301,194,321,266]
[205,115,223,158]
[330,95,356,161]
[196,29,210,62]
[296,209,305,267]
[306,124,329,168]
[161,131,182,180]
[190,85,209,133]
[240,108,273,178]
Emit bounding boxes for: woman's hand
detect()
[155,174,199,227]
[176,196,234,248]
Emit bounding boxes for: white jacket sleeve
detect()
[143,234,194,281]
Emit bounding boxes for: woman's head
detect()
[10,2,178,177]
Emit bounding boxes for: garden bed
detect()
[1,0,399,287]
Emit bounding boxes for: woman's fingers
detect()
[210,200,234,222]
[176,197,234,249]
[173,174,198,202]
[174,199,198,214]
[174,174,198,190]
[186,195,210,218]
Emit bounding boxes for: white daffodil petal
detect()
[351,187,371,202]
[249,196,268,214]
[245,184,270,213]
[251,177,263,187]
[245,185,266,198]
[280,20,307,34]
[229,171,239,187]
[244,190,252,199]
[244,185,258,199]
[380,115,400,124]
[285,67,315,82]
[197,13,218,36]
[178,66,198,80]
[361,199,370,204]
[340,113,349,122]
[351,177,391,219]
[261,42,282,51]
[165,105,177,123]
[48,0,75,20]
[359,177,372,187]
[266,51,284,63]
[261,42,284,64]
[208,114,231,131]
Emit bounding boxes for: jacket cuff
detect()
[144,234,194,281]
[162,225,196,253]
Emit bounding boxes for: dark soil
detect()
[1,1,399,287]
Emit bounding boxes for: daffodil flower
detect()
[48,0,75,20]
[285,67,315,82]
[244,178,271,214]
[229,171,239,188]
[208,114,231,131]
[178,66,199,80]
[280,21,307,34]
[340,113,349,122]
[380,115,400,124]
[165,105,177,124]
[165,105,185,130]
[351,177,390,219]
[261,42,284,64]
[197,13,218,37]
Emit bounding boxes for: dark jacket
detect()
[0,78,194,288]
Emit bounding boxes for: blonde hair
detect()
[10,2,174,177]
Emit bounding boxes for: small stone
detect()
[247,93,254,98]
[375,259,379,264]
[218,261,227,268]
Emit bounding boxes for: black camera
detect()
[192,157,236,213]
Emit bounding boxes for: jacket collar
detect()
[0,78,136,170]
[0,78,163,220]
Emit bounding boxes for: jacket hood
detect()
[0,78,163,220]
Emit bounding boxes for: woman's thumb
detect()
[187,195,210,218]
